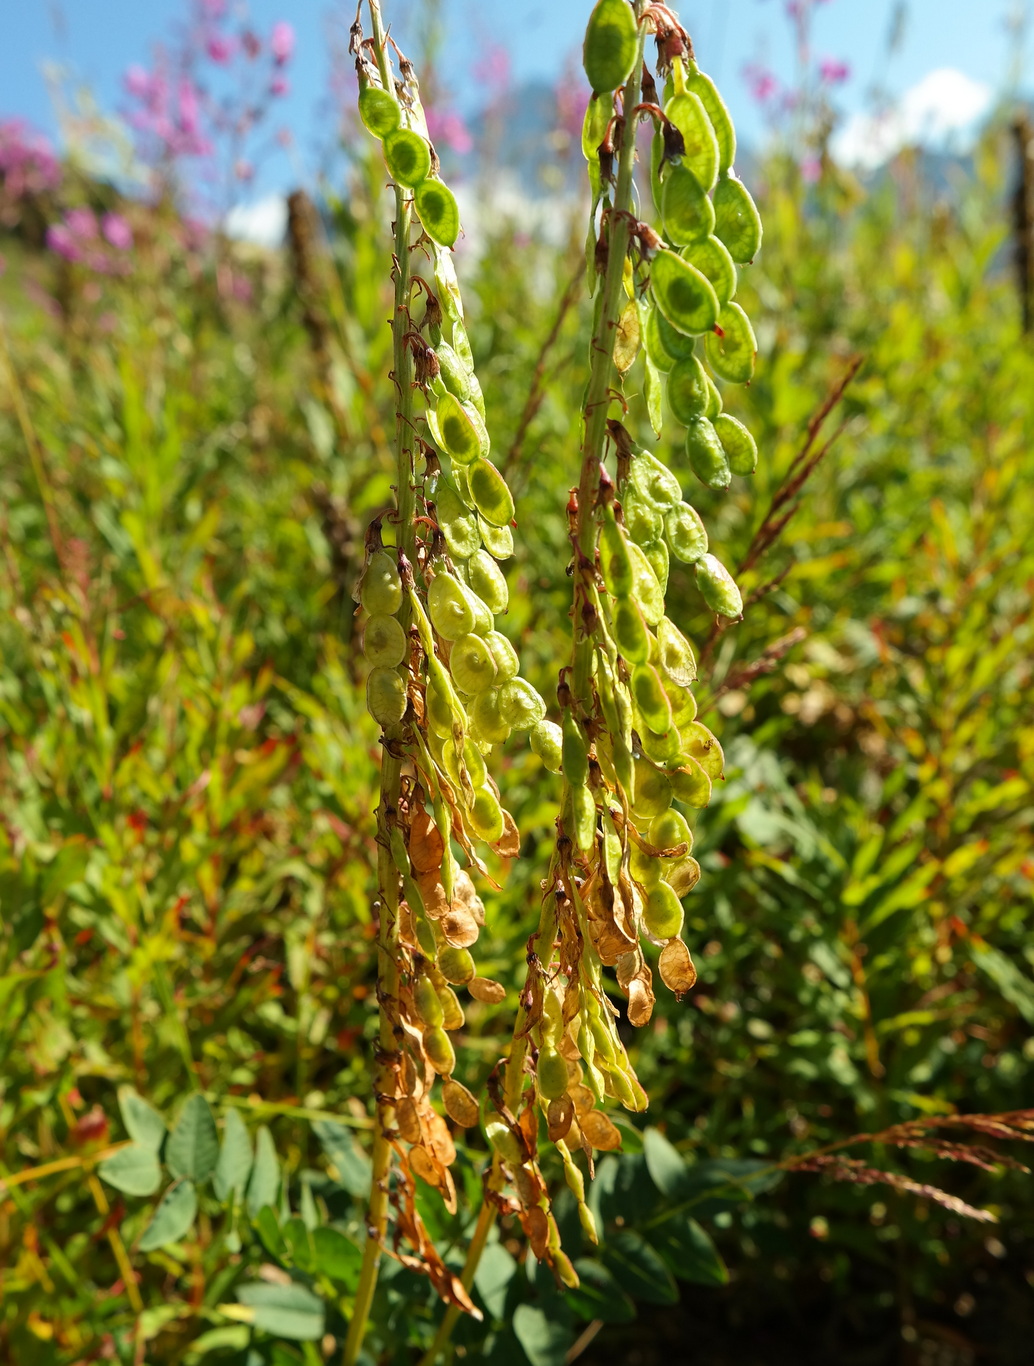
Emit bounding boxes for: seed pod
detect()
[713,174,763,264]
[670,685,698,727]
[450,633,498,694]
[643,881,685,939]
[367,666,407,728]
[641,537,669,593]
[631,663,673,734]
[467,549,509,613]
[363,613,407,668]
[436,478,480,558]
[686,416,732,490]
[664,90,720,191]
[581,92,611,165]
[682,235,737,307]
[414,974,445,1028]
[479,519,514,559]
[668,756,712,808]
[656,615,698,685]
[686,67,736,174]
[648,807,692,856]
[612,597,651,664]
[471,686,511,745]
[650,249,719,337]
[360,549,403,616]
[431,391,489,464]
[467,459,515,527]
[582,0,638,95]
[428,571,475,640]
[358,85,399,138]
[681,721,725,780]
[485,630,519,682]
[640,722,681,765]
[538,1047,571,1100]
[599,512,634,598]
[665,856,701,897]
[664,501,708,564]
[415,178,460,248]
[434,342,472,402]
[530,719,563,773]
[627,542,664,624]
[383,128,431,188]
[470,785,505,844]
[654,309,697,362]
[464,584,494,636]
[499,678,547,731]
[667,353,710,425]
[714,413,758,475]
[622,487,663,545]
[662,164,716,246]
[442,1078,480,1127]
[694,552,743,617]
[484,1117,524,1165]
[434,248,464,325]
[571,780,597,852]
[644,306,678,372]
[631,450,683,507]
[438,946,476,984]
[439,984,465,1031]
[562,714,589,788]
[631,758,672,820]
[423,1026,456,1076]
[705,302,757,385]
[705,372,723,420]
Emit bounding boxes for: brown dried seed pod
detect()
[442,1078,480,1127]
[569,1084,596,1118]
[442,907,479,948]
[547,1094,575,1143]
[627,973,656,1027]
[396,1096,423,1145]
[524,1206,550,1259]
[579,1109,623,1151]
[467,977,506,1004]
[410,1143,445,1189]
[659,937,698,994]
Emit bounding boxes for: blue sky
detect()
[0,0,1028,201]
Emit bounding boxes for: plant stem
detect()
[343,3,416,1363]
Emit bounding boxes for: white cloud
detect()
[832,68,994,171]
[225,194,288,247]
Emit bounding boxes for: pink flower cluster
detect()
[0,120,62,201]
[46,208,134,273]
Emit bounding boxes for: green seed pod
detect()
[436,478,481,559]
[681,721,725,780]
[632,758,673,820]
[650,249,719,337]
[383,128,431,188]
[452,461,474,508]
[360,549,403,616]
[668,756,712,808]
[631,451,683,507]
[479,519,514,559]
[664,90,720,191]
[465,584,494,637]
[358,85,400,138]
[538,1047,571,1101]
[430,390,489,465]
[612,597,651,664]
[466,370,486,420]
[627,542,665,625]
[687,67,736,174]
[641,537,670,594]
[670,684,698,727]
[705,372,723,420]
[485,1118,524,1166]
[428,571,475,641]
[425,675,456,738]
[467,459,515,527]
[664,501,708,564]
[630,837,661,887]
[714,412,758,475]
[571,780,597,852]
[439,946,476,985]
[562,714,589,788]
[367,666,407,728]
[667,354,710,426]
[631,663,673,734]
[414,974,445,1027]
[582,92,611,165]
[662,164,716,246]
[682,235,737,307]
[694,553,743,617]
[622,487,663,545]
[582,0,638,95]
[657,615,698,686]
[451,315,474,370]
[450,633,498,694]
[713,174,763,263]
[439,984,465,1031]
[470,784,504,843]
[644,305,678,372]
[362,613,407,669]
[596,652,634,750]
[599,512,634,598]
[643,882,685,940]
[498,678,547,731]
[415,914,438,959]
[434,248,464,326]
[686,416,732,490]
[485,630,519,683]
[467,549,509,613]
[434,342,472,402]
[530,719,563,773]
[654,309,697,362]
[705,302,757,385]
[649,807,693,856]
[471,686,511,745]
[415,178,460,248]
[423,1025,456,1076]
[640,721,682,765]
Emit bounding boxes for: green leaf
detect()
[473,1240,518,1320]
[247,1125,280,1218]
[213,1109,253,1202]
[970,940,1034,1024]
[236,1282,325,1341]
[312,1227,363,1287]
[512,1303,575,1366]
[255,1205,283,1258]
[117,1086,166,1152]
[311,1120,371,1198]
[98,1141,162,1197]
[651,1213,728,1285]
[601,1230,678,1306]
[283,1217,315,1273]
[643,1127,688,1197]
[566,1259,636,1323]
[166,1094,219,1183]
[138,1179,198,1252]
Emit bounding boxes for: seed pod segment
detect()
[694,553,743,618]
[383,128,432,188]
[415,178,460,248]
[705,302,757,385]
[582,0,638,95]
[650,249,719,337]
[713,174,763,264]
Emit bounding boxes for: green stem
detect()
[343,4,418,1363]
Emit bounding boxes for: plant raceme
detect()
[350,0,763,1343]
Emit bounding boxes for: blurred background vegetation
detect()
[1,1,1033,1364]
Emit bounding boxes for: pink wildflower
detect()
[270,76,290,98]
[102,212,133,250]
[65,207,99,239]
[819,57,851,85]
[206,35,234,64]
[425,109,474,156]
[270,21,294,65]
